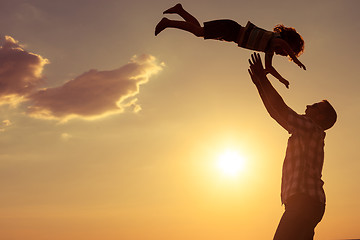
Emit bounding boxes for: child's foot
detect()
[163,3,183,14]
[155,17,169,36]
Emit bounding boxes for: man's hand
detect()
[247,52,291,131]
[248,53,266,85]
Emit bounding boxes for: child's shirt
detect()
[237,21,280,53]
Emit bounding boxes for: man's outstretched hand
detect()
[248,53,266,86]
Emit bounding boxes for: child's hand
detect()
[279,77,290,89]
[295,60,306,70]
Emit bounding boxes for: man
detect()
[248,53,337,240]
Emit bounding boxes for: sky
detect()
[0,0,359,239]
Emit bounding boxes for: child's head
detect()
[273,24,304,58]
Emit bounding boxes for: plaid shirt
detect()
[281,109,326,204]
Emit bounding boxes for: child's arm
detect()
[273,38,306,70]
[265,52,290,88]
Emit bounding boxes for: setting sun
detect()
[216,149,245,177]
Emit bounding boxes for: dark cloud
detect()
[0,36,48,105]
[27,54,163,121]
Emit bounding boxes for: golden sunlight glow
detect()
[216,149,245,177]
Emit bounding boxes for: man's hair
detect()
[319,100,337,130]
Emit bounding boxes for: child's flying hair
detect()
[273,24,305,59]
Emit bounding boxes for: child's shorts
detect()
[203,19,241,43]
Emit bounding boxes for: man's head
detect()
[305,100,337,130]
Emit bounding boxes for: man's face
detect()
[305,102,327,119]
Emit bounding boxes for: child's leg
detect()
[155,17,204,37]
[163,3,201,27]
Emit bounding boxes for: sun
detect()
[216,149,245,177]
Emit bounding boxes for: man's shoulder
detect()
[287,111,323,134]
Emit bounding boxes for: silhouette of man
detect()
[248,53,337,240]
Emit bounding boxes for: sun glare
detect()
[217,149,245,177]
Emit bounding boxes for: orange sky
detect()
[0,0,359,239]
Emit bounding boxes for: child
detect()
[155,3,306,88]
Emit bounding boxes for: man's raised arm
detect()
[248,53,291,131]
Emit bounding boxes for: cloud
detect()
[27,54,163,121]
[60,133,72,141]
[0,119,12,132]
[0,36,49,106]
[0,36,164,122]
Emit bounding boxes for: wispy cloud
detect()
[60,133,72,141]
[28,54,162,121]
[0,36,164,122]
[0,119,12,132]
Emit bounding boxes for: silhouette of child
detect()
[155,3,306,88]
